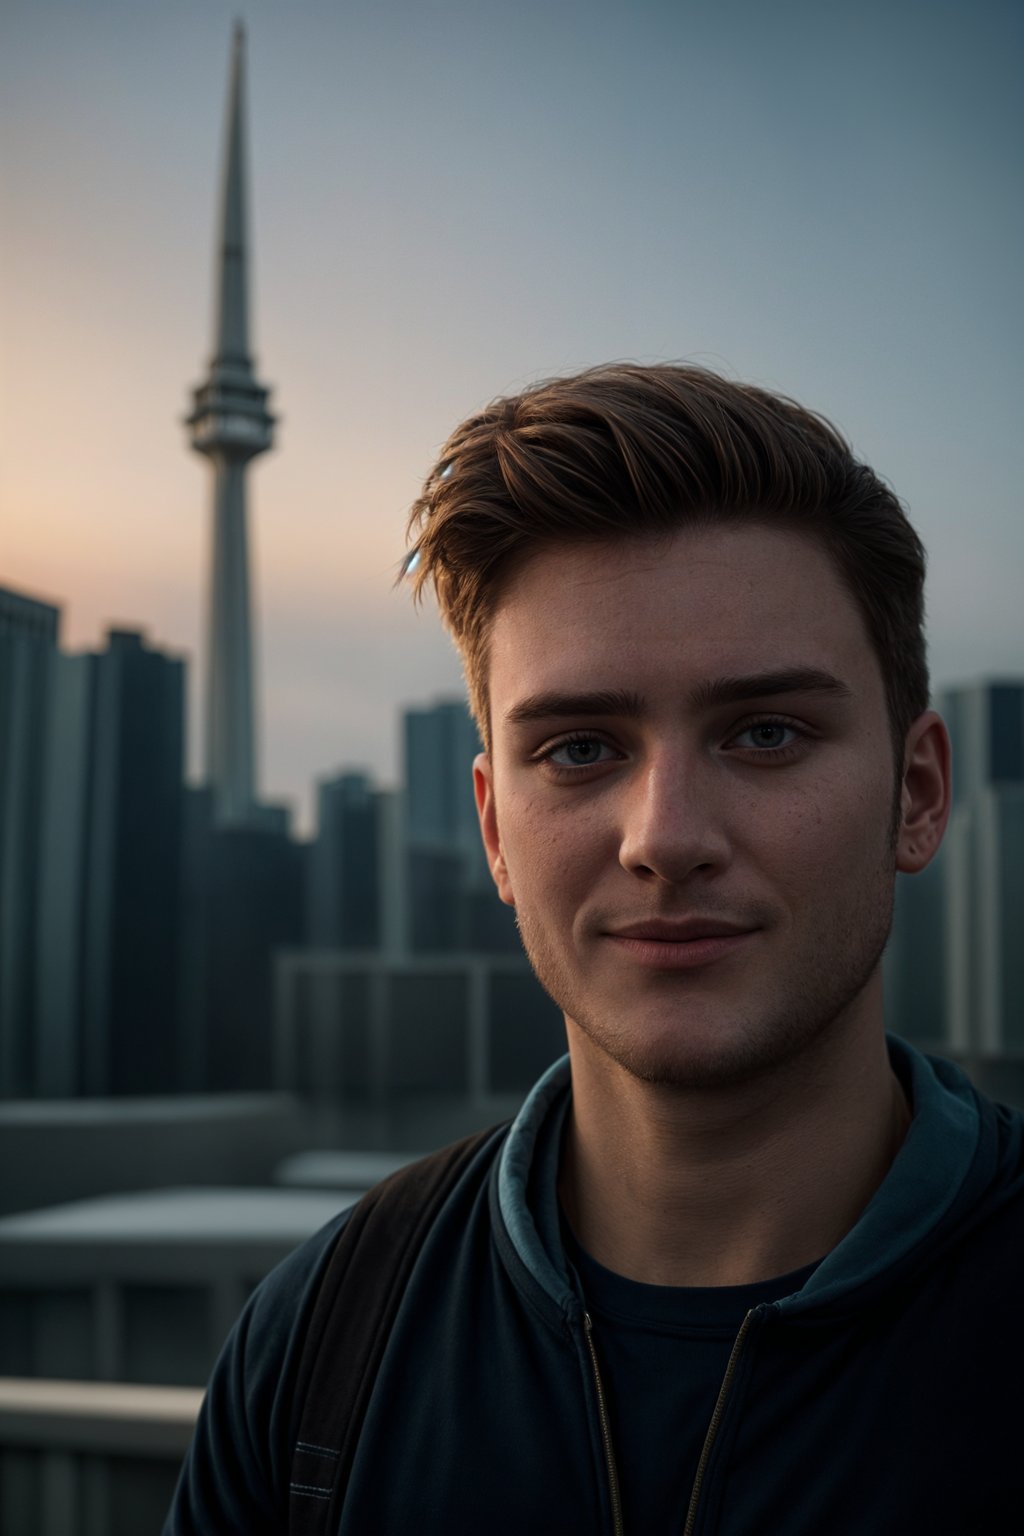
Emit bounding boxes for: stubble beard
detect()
[513,841,900,1095]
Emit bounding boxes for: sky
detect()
[2,0,1021,840]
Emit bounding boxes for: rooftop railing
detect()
[0,1378,201,1536]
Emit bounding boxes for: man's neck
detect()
[557,1011,912,1290]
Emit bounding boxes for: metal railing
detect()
[0,1378,202,1536]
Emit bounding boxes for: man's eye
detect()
[543,734,617,768]
[732,719,804,753]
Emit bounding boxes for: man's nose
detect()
[616,749,731,883]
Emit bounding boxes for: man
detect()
[165,364,1023,1534]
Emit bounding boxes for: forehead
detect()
[488,524,883,721]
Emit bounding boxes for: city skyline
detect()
[3,0,1021,839]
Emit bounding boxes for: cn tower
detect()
[186,22,275,826]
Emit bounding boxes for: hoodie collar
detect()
[496,1051,578,1318]
[496,1033,984,1316]
[778,1031,981,1313]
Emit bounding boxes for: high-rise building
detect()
[177,783,304,1091]
[0,586,61,1096]
[969,783,1024,1053]
[942,681,1024,806]
[39,630,185,1095]
[307,772,383,951]
[185,22,275,829]
[939,680,1024,1056]
[885,679,1024,1067]
[402,698,517,952]
[403,700,485,860]
[884,856,947,1051]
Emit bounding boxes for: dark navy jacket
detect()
[165,1033,1024,1534]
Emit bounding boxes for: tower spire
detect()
[214,20,250,369]
[186,24,276,828]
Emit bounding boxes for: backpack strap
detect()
[287,1120,508,1534]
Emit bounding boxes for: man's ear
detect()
[895,711,953,874]
[473,752,516,906]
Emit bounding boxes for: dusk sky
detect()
[3,0,1021,839]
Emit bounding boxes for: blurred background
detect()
[1,0,1022,1530]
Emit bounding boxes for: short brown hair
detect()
[396,362,929,800]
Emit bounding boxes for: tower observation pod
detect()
[185,21,275,827]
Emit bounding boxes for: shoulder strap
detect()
[287,1120,507,1534]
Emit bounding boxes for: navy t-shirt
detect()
[558,1204,824,1533]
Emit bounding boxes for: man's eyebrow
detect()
[688,668,855,711]
[503,688,645,728]
[503,668,854,727]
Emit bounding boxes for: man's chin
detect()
[566,1009,815,1095]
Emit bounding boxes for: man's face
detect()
[473,523,906,1092]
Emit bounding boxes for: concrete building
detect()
[0,586,60,1097]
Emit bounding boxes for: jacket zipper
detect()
[682,1306,759,1536]
[583,1309,624,1536]
[582,1304,761,1536]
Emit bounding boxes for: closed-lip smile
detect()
[604,919,759,971]
[608,917,757,942]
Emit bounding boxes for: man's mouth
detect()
[608,916,755,943]
[603,927,759,970]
